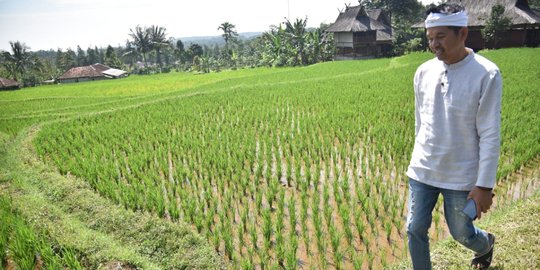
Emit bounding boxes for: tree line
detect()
[1,0,520,87]
[0,16,342,86]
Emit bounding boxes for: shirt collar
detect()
[443,48,474,70]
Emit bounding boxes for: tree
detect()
[284,18,308,66]
[187,43,203,63]
[76,45,87,66]
[64,48,77,70]
[529,0,540,9]
[128,25,152,67]
[359,0,423,24]
[218,22,239,45]
[87,47,99,65]
[1,41,32,81]
[104,45,124,69]
[218,22,239,66]
[1,41,47,86]
[149,25,169,68]
[262,25,286,66]
[173,39,186,67]
[481,4,511,49]
[122,40,137,71]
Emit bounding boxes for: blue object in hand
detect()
[463,199,477,220]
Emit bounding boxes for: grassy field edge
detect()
[0,126,225,269]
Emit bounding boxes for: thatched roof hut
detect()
[0,77,21,90]
[326,5,393,59]
[414,0,540,49]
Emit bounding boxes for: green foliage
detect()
[260,18,333,67]
[481,4,512,48]
[104,45,124,70]
[0,196,84,269]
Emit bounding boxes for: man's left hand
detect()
[467,186,494,219]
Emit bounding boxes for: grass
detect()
[0,127,224,269]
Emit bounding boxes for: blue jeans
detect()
[406,178,491,270]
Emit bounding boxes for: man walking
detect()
[406,3,502,270]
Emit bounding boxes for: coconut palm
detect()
[1,41,32,81]
[284,18,308,66]
[149,25,169,68]
[218,22,239,45]
[128,25,152,67]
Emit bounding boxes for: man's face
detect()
[426,26,467,64]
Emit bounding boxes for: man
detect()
[406,3,502,270]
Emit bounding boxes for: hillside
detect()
[1,48,539,269]
[177,32,262,46]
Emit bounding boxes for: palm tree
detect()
[284,18,308,66]
[149,25,169,68]
[128,25,152,67]
[1,41,32,81]
[262,26,285,66]
[217,22,239,45]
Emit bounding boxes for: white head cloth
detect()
[425,11,468,28]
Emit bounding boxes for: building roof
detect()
[102,68,127,78]
[91,63,112,73]
[413,0,540,28]
[327,6,390,32]
[326,6,393,41]
[0,77,21,89]
[57,65,105,80]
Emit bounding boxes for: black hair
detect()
[426,3,466,35]
[425,3,465,16]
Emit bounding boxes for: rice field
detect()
[1,48,539,269]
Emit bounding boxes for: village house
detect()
[56,63,127,83]
[326,5,393,59]
[413,0,540,50]
[0,77,21,90]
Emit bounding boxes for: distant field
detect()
[1,48,539,269]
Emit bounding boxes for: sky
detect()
[0,0,437,52]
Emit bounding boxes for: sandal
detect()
[471,233,495,269]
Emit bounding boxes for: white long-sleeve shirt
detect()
[406,49,502,191]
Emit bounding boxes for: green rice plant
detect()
[288,194,297,235]
[329,223,343,269]
[238,222,245,254]
[212,224,221,252]
[262,207,273,250]
[352,252,364,270]
[323,202,333,229]
[367,250,375,270]
[61,248,83,270]
[223,225,234,261]
[354,210,366,243]
[258,246,270,270]
[240,257,254,270]
[338,203,353,243]
[249,222,258,249]
[285,232,298,270]
[275,229,285,267]
[384,218,393,243]
[37,239,63,269]
[10,221,37,270]
[380,249,388,269]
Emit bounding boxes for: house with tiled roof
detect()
[0,77,21,90]
[57,63,127,83]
